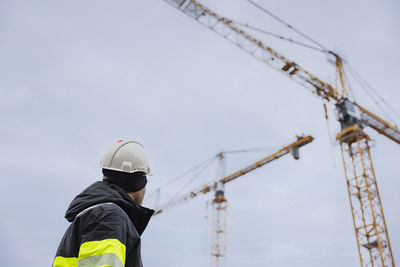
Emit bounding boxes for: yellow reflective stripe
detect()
[78,238,126,265]
[53,256,78,267]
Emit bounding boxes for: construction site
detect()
[0,0,399,266]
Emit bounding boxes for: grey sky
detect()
[0,0,399,266]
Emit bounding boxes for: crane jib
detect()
[162,0,400,145]
[154,136,313,215]
[158,0,398,264]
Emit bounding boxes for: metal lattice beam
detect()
[339,128,395,266]
[154,135,313,215]
[162,0,400,145]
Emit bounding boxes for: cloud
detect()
[0,1,399,266]
[0,84,33,108]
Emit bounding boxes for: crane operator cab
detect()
[213,181,226,204]
[335,98,368,144]
[335,98,363,130]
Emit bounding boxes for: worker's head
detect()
[100,140,151,205]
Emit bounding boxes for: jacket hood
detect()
[65,181,154,235]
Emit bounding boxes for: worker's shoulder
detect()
[79,202,130,224]
[76,202,140,245]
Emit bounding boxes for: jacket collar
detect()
[65,181,154,236]
[107,182,154,236]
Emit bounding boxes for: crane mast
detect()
[211,183,228,267]
[336,104,395,266]
[334,58,395,266]
[211,154,228,267]
[338,127,394,266]
[158,1,399,265]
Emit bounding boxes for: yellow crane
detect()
[158,1,399,266]
[155,136,314,267]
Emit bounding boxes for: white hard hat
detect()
[100,140,151,175]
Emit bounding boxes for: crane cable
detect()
[149,146,279,203]
[344,62,400,127]
[229,19,328,54]
[245,0,400,127]
[220,146,279,154]
[163,144,284,205]
[147,155,218,199]
[165,156,216,204]
[245,0,331,52]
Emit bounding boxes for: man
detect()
[53,140,154,267]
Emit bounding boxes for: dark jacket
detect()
[53,181,154,267]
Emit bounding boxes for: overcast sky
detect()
[0,0,399,266]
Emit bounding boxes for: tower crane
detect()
[154,135,314,267]
[157,0,399,266]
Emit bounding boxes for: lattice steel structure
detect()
[154,136,313,267]
[338,125,395,266]
[157,1,400,265]
[211,194,228,267]
[154,136,314,214]
[160,0,400,143]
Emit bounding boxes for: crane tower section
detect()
[336,101,395,267]
[157,0,399,265]
[211,154,228,267]
[211,181,227,267]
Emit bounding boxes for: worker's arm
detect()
[79,204,139,266]
[53,203,139,267]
